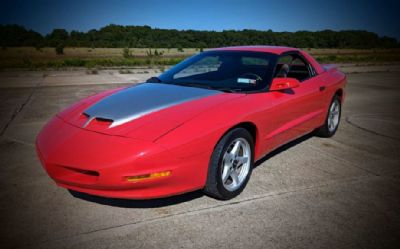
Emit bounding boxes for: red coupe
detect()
[36,46,346,200]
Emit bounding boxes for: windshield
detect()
[158,51,278,92]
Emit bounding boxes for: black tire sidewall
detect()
[208,128,254,200]
[327,96,341,136]
[318,95,342,137]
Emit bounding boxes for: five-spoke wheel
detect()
[315,94,342,137]
[204,128,254,200]
[221,138,251,192]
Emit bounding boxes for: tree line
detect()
[1,24,399,49]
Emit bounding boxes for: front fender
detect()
[154,94,257,159]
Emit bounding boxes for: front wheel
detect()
[204,128,254,200]
[315,95,341,137]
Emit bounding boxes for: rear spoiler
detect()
[322,64,338,72]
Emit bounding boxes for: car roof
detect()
[209,46,300,55]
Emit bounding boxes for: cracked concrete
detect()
[0,70,399,249]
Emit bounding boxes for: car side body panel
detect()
[155,65,346,188]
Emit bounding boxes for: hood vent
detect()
[82,113,114,128]
[82,83,220,128]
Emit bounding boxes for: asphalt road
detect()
[0,71,399,249]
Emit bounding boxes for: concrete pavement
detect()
[0,70,399,249]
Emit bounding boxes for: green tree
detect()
[47,29,69,47]
[0,24,399,49]
[55,43,65,55]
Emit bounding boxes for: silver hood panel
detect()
[84,83,221,128]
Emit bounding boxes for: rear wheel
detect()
[204,128,254,200]
[315,95,341,137]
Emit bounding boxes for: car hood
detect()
[58,83,244,141]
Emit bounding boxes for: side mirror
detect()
[270,77,300,91]
[146,77,162,83]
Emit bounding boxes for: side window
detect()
[291,58,306,66]
[275,54,314,82]
[277,55,292,64]
[288,55,312,81]
[274,55,293,78]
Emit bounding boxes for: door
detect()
[265,53,325,150]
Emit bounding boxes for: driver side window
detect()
[274,55,292,78]
[274,54,313,82]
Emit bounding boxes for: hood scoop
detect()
[83,83,220,128]
[81,113,113,128]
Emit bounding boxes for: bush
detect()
[177,46,184,52]
[55,43,64,55]
[123,47,130,58]
[146,49,153,57]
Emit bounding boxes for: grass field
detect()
[1,47,400,69]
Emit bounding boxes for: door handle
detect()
[319,86,326,91]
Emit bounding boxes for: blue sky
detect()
[1,0,399,39]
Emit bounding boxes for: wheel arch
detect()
[335,88,344,102]
[204,121,258,199]
[220,121,259,156]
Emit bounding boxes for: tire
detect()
[204,128,254,200]
[315,95,342,138]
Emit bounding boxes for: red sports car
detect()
[36,46,346,200]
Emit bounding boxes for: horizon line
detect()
[2,23,398,40]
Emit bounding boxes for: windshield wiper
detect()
[173,82,214,90]
[215,87,242,93]
[171,82,241,93]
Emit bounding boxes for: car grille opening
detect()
[63,166,99,176]
[48,165,100,185]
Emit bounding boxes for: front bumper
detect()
[36,116,209,199]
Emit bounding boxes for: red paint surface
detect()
[36,47,346,199]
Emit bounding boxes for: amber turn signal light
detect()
[126,170,171,182]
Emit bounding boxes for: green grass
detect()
[1,47,400,69]
[315,53,400,64]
